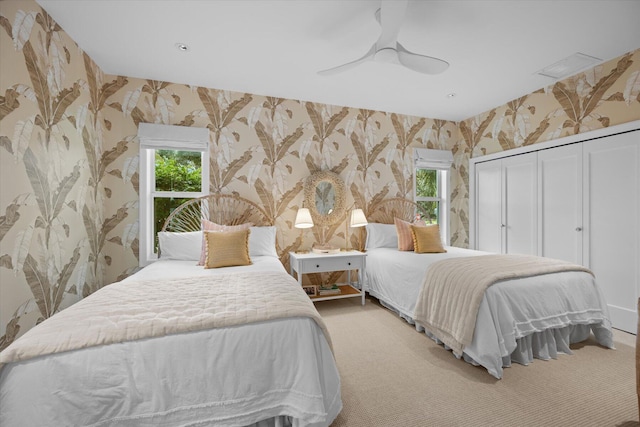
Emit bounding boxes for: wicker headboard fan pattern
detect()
[367,198,430,225]
[161,193,272,233]
[160,195,430,255]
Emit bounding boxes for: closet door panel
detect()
[503,152,537,255]
[475,160,502,253]
[538,144,583,264]
[583,131,639,333]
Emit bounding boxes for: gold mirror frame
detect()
[304,171,346,227]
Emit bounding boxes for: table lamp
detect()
[345,208,368,251]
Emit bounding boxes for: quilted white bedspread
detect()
[0,271,330,366]
[0,260,341,427]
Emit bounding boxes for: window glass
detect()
[417,200,439,225]
[155,150,202,192]
[416,169,438,198]
[415,168,441,225]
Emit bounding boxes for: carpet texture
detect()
[316,297,638,427]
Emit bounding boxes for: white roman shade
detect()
[138,123,209,152]
[414,148,454,170]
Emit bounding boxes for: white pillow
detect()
[158,231,203,261]
[249,226,278,258]
[365,223,398,250]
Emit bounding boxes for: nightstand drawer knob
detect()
[347,262,351,266]
[316,264,320,268]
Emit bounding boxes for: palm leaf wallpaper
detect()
[1,0,639,348]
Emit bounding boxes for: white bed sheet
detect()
[0,257,341,427]
[366,247,614,379]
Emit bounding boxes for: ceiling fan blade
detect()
[317,44,376,76]
[376,0,408,49]
[396,42,449,75]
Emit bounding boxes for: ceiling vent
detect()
[536,53,602,79]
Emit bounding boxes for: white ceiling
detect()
[37,0,640,122]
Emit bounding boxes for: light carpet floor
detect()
[316,297,638,427]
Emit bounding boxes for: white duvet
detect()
[366,247,614,379]
[0,257,341,427]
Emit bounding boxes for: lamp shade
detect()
[294,208,314,228]
[350,209,368,228]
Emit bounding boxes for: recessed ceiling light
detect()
[536,52,601,79]
[175,43,190,52]
[446,93,456,98]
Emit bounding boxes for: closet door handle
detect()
[575,227,583,232]
[501,224,506,228]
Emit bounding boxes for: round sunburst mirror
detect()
[303,171,346,227]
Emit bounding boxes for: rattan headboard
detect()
[367,197,430,224]
[161,193,272,232]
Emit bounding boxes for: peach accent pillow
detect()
[198,219,253,265]
[204,229,252,268]
[394,217,426,251]
[411,224,447,254]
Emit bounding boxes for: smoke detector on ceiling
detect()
[175,43,190,52]
[536,52,602,79]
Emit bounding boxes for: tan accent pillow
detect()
[198,220,253,265]
[394,217,426,251]
[204,229,252,268]
[411,224,447,254]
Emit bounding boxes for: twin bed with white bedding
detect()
[0,193,617,426]
[365,198,614,379]
[0,194,341,427]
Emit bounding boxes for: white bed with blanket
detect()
[364,198,614,379]
[0,194,341,427]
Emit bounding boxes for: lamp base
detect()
[311,244,341,254]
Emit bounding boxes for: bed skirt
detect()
[423,322,608,369]
[377,297,614,379]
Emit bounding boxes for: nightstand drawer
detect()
[301,256,363,274]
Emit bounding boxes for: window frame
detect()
[414,167,449,244]
[139,138,209,267]
[413,148,453,246]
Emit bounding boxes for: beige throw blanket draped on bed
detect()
[413,254,593,356]
[0,272,331,367]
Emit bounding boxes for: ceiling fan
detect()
[318,0,449,76]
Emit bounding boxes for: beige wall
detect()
[1,0,639,348]
[0,1,105,348]
[452,50,640,245]
[0,0,459,348]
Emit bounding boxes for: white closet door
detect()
[538,144,583,264]
[503,152,537,255]
[583,131,639,333]
[475,160,502,253]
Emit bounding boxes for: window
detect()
[138,123,209,266]
[415,168,442,225]
[413,148,453,245]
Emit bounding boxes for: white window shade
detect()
[138,123,209,151]
[414,148,454,170]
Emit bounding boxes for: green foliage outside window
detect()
[153,150,203,249]
[155,150,202,192]
[416,169,437,198]
[417,201,439,225]
[416,169,439,225]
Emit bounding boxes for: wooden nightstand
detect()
[289,250,367,305]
